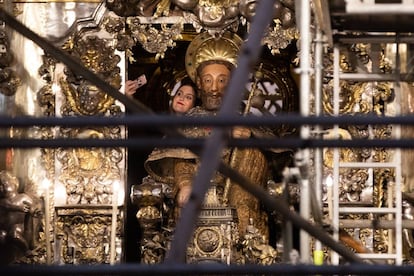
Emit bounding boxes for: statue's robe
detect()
[144,106,292,239]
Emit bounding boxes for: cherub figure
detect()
[0,171,35,251]
[241,218,278,265]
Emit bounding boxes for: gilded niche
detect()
[42,33,125,264]
[53,34,124,206]
[59,35,122,116]
[57,128,123,205]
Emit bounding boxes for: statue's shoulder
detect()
[186,106,212,117]
[144,147,198,184]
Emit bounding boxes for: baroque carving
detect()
[174,0,240,30]
[105,0,298,57]
[0,28,21,96]
[59,35,122,116]
[55,207,122,264]
[130,176,172,264]
[127,18,184,60]
[34,11,127,265]
[262,19,299,55]
[57,127,123,205]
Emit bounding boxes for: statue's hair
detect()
[195,59,235,81]
[0,171,18,190]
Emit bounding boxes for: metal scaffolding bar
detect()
[297,0,312,263]
[3,263,414,275]
[2,137,414,149]
[2,114,414,128]
[312,28,326,264]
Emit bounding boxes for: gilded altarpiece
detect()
[5,0,412,266]
[35,4,126,264]
[3,0,301,265]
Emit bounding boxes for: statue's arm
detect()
[174,159,197,207]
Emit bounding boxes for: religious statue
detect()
[132,31,292,264]
[0,170,42,264]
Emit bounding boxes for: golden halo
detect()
[185,32,243,82]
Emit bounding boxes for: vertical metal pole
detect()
[298,0,312,264]
[394,40,403,265]
[110,181,119,264]
[42,179,52,264]
[313,29,325,265]
[282,168,293,262]
[331,45,341,265]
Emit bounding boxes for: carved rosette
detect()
[187,206,240,264]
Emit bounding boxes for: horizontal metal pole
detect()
[338,73,400,81]
[2,114,414,127]
[339,219,414,229]
[2,137,414,149]
[339,207,397,214]
[335,34,414,44]
[338,161,399,168]
[325,73,414,82]
[0,137,405,149]
[346,3,414,14]
[2,263,414,275]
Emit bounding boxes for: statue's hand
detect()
[32,207,43,217]
[232,127,251,138]
[177,186,192,207]
[21,200,31,213]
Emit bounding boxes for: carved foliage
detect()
[60,35,122,116]
[0,28,21,96]
[55,208,122,264]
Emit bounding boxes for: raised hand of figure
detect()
[125,74,147,97]
[177,185,192,207]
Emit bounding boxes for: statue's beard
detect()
[201,93,223,111]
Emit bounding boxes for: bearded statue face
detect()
[196,62,232,111]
